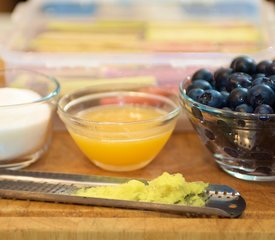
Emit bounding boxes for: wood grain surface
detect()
[0,131,275,239]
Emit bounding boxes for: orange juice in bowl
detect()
[58,85,180,171]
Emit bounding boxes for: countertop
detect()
[0,131,274,240]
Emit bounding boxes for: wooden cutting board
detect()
[0,131,274,240]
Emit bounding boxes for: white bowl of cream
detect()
[0,69,60,169]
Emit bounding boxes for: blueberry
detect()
[252,76,269,84]
[220,91,229,107]
[198,89,223,108]
[254,104,274,114]
[230,56,256,74]
[235,104,253,113]
[187,88,204,101]
[247,84,275,107]
[228,88,248,108]
[191,68,214,85]
[186,80,212,93]
[252,76,275,91]
[214,67,233,91]
[226,72,252,92]
[252,73,266,80]
[266,62,275,76]
[256,60,272,74]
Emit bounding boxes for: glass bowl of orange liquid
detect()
[58,83,180,172]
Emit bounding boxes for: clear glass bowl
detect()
[179,77,275,181]
[0,68,60,169]
[58,84,180,172]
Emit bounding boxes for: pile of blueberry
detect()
[186,56,275,114]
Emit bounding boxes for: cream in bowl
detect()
[0,69,60,169]
[58,84,180,172]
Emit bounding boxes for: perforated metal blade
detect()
[0,170,246,218]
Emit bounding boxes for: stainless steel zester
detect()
[0,169,246,218]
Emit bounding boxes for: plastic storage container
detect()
[9,0,272,53]
[1,0,274,131]
[3,0,273,79]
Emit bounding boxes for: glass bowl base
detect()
[0,153,41,170]
[0,142,49,170]
[92,159,153,172]
[221,166,275,181]
[214,154,275,181]
[0,157,39,170]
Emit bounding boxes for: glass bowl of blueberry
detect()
[179,56,275,181]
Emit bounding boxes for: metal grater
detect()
[0,169,246,218]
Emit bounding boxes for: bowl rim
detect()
[0,68,60,108]
[179,76,275,119]
[58,87,181,126]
